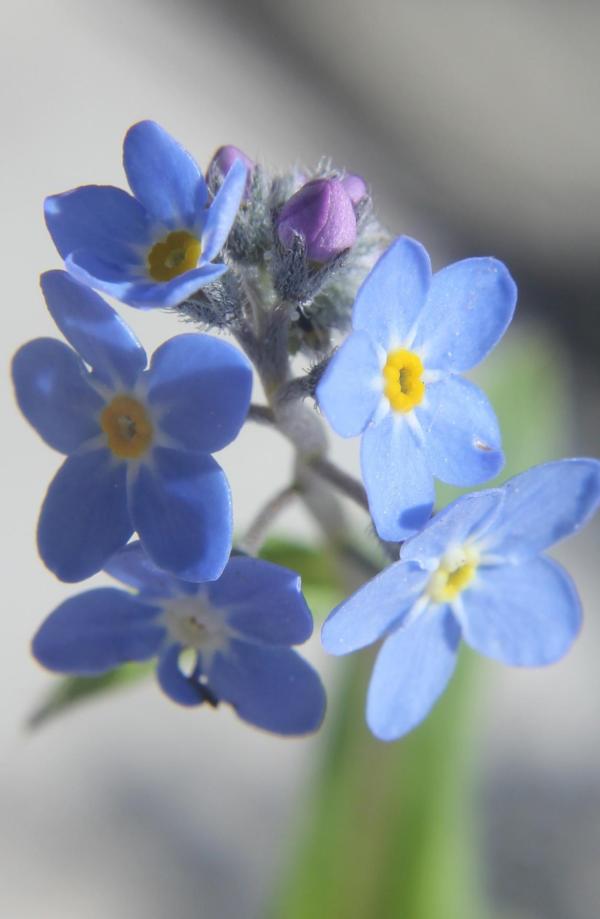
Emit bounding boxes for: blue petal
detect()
[317,331,382,437]
[413,257,517,371]
[401,490,502,567]
[123,120,208,226]
[366,607,461,741]
[461,557,581,666]
[40,271,147,387]
[12,338,102,453]
[156,643,205,706]
[416,375,504,486]
[67,252,227,309]
[483,459,600,562]
[145,334,252,453]
[104,541,185,597]
[32,587,163,675]
[353,237,431,350]
[208,641,326,735]
[130,447,231,581]
[321,560,429,655]
[66,252,143,285]
[38,448,133,582]
[201,158,248,261]
[361,413,434,540]
[45,185,152,261]
[207,556,313,645]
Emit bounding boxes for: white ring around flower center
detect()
[162,594,232,659]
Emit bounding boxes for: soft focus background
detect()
[1,1,599,917]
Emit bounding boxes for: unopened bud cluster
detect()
[196,145,385,355]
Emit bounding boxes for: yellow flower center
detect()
[427,547,479,604]
[383,349,425,412]
[147,230,201,282]
[100,395,153,459]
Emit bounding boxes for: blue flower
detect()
[32,543,326,736]
[322,459,600,741]
[44,121,248,309]
[317,236,517,540]
[12,271,252,582]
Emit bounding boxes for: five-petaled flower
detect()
[44,120,248,309]
[12,271,252,582]
[32,543,326,736]
[317,236,517,540]
[322,459,600,740]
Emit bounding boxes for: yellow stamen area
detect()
[427,548,479,604]
[147,230,201,282]
[383,348,425,413]
[100,394,153,459]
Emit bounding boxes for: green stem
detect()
[267,647,488,919]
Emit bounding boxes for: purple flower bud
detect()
[341,173,368,206]
[277,178,357,263]
[208,145,254,195]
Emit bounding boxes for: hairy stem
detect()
[233,265,360,547]
[277,376,312,403]
[258,303,293,396]
[247,403,275,425]
[273,396,329,458]
[232,318,262,366]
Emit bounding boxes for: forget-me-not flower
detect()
[32,543,326,736]
[321,459,600,741]
[317,236,517,540]
[45,121,248,309]
[12,271,252,582]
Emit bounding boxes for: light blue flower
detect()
[32,543,326,736]
[12,271,252,582]
[317,236,517,540]
[45,121,248,309]
[322,459,600,741]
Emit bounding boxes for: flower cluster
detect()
[13,120,600,741]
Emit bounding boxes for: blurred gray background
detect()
[1,1,599,917]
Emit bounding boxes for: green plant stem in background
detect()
[269,650,485,919]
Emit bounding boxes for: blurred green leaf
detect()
[28,661,153,730]
[260,536,344,621]
[260,536,340,588]
[269,651,486,919]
